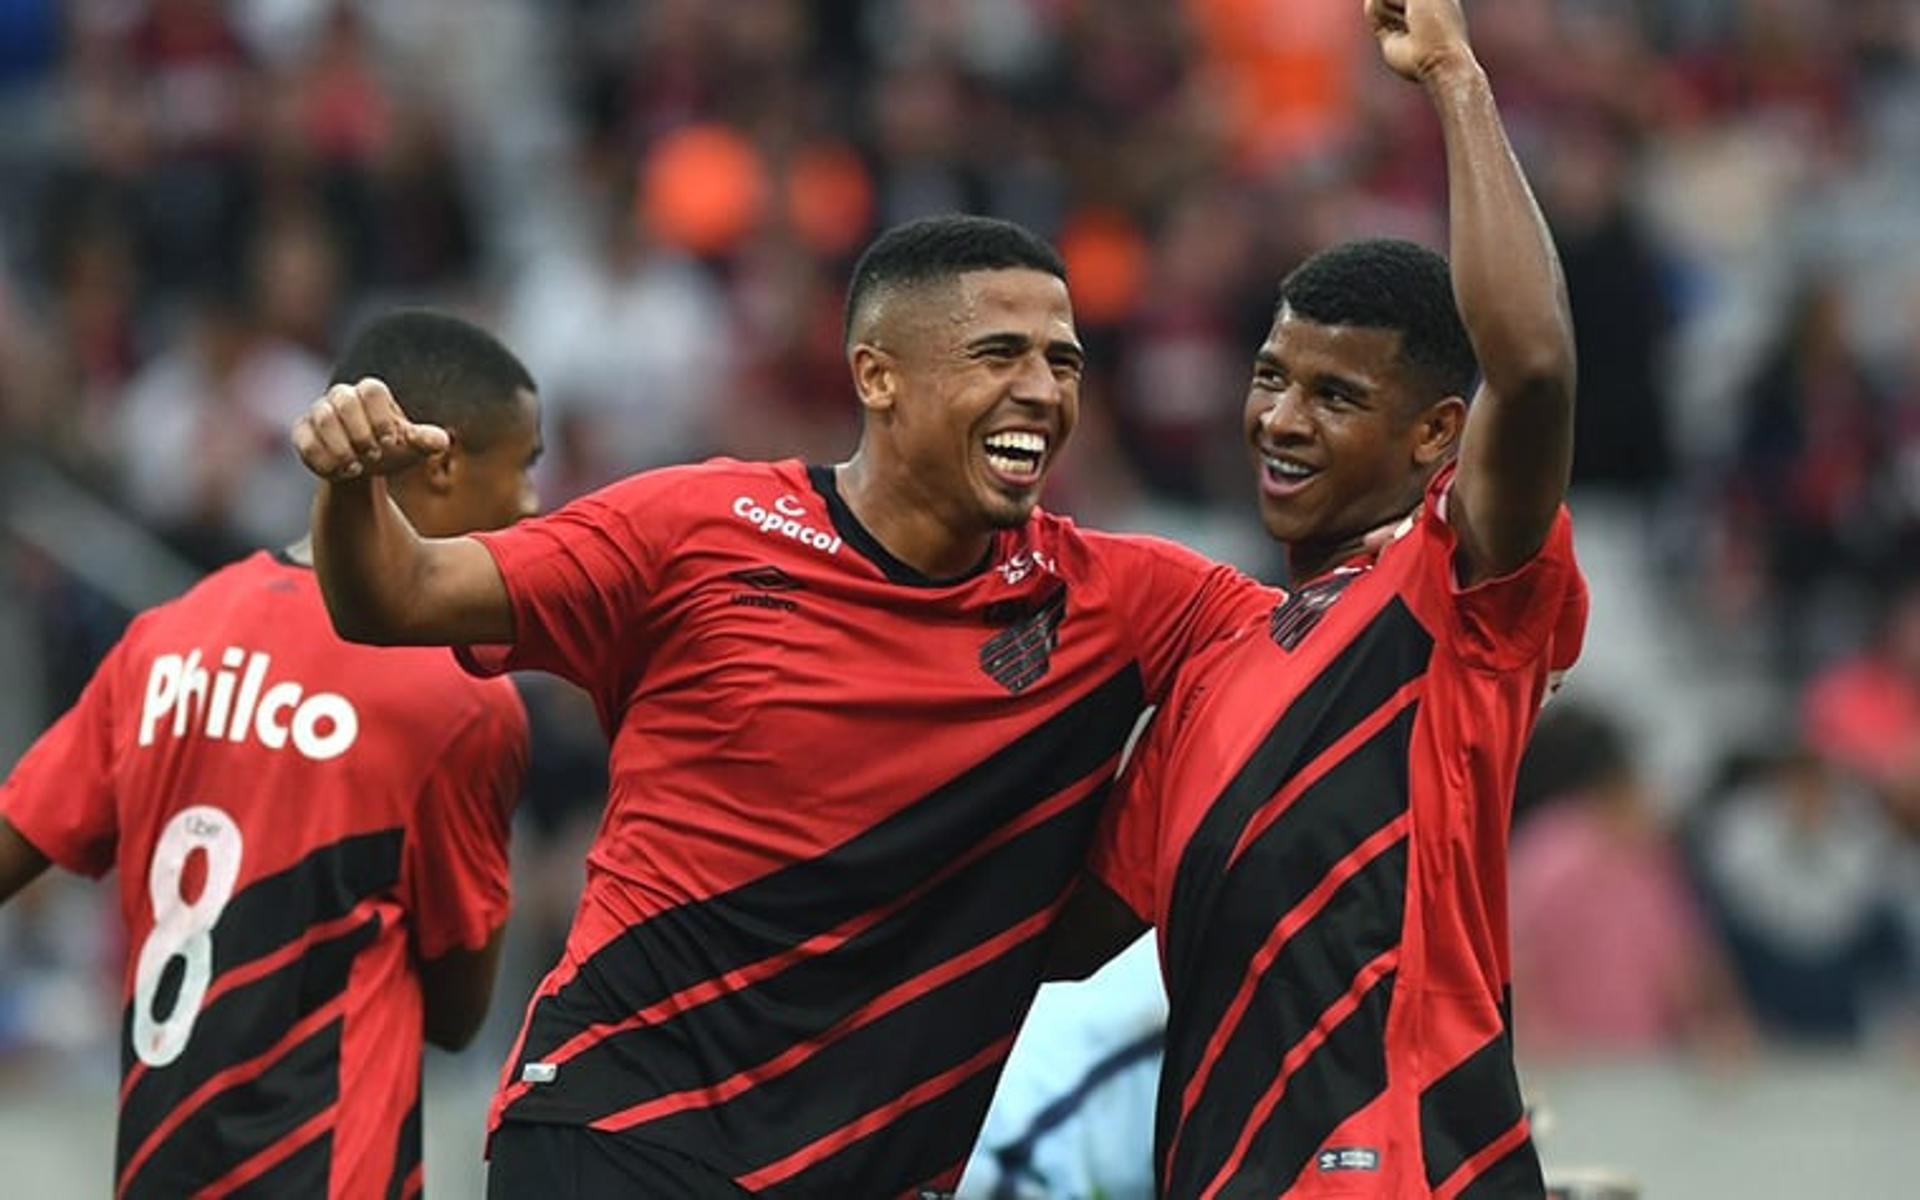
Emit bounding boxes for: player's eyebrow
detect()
[1046,337,1086,372]
[965,332,1032,355]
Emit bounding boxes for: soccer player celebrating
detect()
[293,218,1278,1197]
[0,312,540,1199]
[1076,1,1590,1195]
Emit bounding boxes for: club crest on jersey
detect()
[732,495,843,557]
[139,648,359,761]
[1269,568,1363,651]
[980,585,1067,694]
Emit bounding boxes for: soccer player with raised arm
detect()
[1070,2,1590,1195]
[0,313,540,1199]
[293,218,1279,1197]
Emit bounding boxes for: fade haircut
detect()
[844,214,1067,347]
[1278,239,1478,402]
[329,311,536,449]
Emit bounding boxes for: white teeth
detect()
[1264,455,1314,479]
[985,431,1048,456]
[987,452,1041,479]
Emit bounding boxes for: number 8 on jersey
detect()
[133,805,243,1067]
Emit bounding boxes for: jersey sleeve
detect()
[1095,532,1276,703]
[405,686,529,961]
[454,469,685,699]
[0,635,129,877]
[1425,477,1585,674]
[1089,707,1175,924]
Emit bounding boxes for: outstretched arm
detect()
[1370,0,1576,584]
[294,379,512,645]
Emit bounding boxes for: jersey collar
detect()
[807,464,998,588]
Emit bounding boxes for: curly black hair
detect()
[1279,238,1478,401]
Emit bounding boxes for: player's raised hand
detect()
[1366,0,1475,84]
[291,378,449,483]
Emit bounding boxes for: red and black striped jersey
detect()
[456,457,1274,1196]
[1094,468,1588,1198]
[0,552,526,1199]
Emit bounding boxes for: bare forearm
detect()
[312,478,423,641]
[1428,56,1575,576]
[311,480,510,645]
[1430,61,1574,405]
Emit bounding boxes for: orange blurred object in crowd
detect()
[1058,208,1148,328]
[787,142,875,257]
[641,124,770,256]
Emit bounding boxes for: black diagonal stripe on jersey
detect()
[1420,1027,1532,1190]
[1162,598,1430,993]
[227,1131,333,1200]
[213,828,402,978]
[1157,704,1418,1175]
[122,1016,342,1199]
[385,1093,423,1200]
[118,917,380,1176]
[1452,1138,1547,1200]
[117,828,403,1081]
[504,789,1098,1142]
[756,1040,1006,1199]
[1185,969,1397,1200]
[626,922,1042,1189]
[1161,840,1408,1198]
[516,665,1144,1068]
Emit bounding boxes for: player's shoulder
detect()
[125,552,303,640]
[1024,509,1216,577]
[593,456,805,506]
[559,458,809,542]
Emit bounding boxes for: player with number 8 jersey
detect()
[0,312,543,1199]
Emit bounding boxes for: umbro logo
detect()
[728,565,803,612]
[728,565,802,591]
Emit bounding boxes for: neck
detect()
[835,452,995,580]
[1285,535,1369,587]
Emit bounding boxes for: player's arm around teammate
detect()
[294,378,516,645]
[1368,0,1576,581]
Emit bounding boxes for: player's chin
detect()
[978,481,1043,529]
[1257,494,1318,544]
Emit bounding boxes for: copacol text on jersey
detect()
[139,648,360,761]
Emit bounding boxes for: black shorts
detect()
[487,1122,753,1199]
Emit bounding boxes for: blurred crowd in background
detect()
[2,0,1919,1176]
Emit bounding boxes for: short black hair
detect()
[844,214,1067,346]
[329,310,536,448]
[1278,239,1478,401]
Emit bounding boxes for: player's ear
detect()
[419,438,458,496]
[849,343,897,415]
[1412,395,1466,468]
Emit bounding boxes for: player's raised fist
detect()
[291,377,450,483]
[1366,0,1475,83]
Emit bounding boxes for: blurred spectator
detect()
[1729,280,1896,674]
[1544,119,1675,497]
[113,291,327,566]
[1803,577,1920,797]
[1509,705,1749,1058]
[506,148,731,497]
[1695,748,1908,1042]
